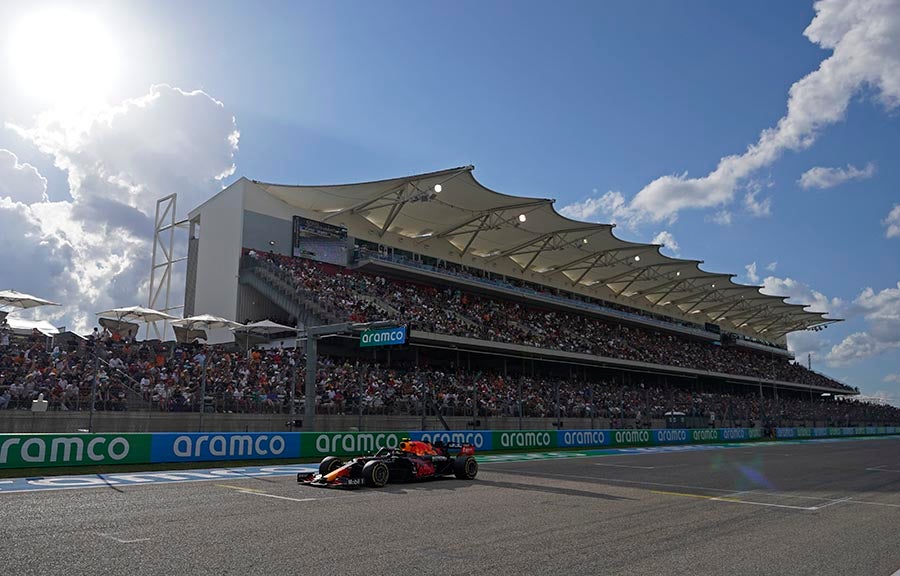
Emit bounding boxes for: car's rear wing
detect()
[434,441,475,456]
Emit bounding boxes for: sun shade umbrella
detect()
[0,290,61,309]
[232,319,297,336]
[172,314,244,331]
[232,319,299,355]
[4,317,60,336]
[96,305,178,323]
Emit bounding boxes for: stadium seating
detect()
[0,336,896,426]
[250,250,854,392]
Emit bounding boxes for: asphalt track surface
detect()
[2,438,900,576]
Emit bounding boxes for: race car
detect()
[298,439,478,488]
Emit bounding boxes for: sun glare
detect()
[9,8,119,107]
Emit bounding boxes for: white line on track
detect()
[811,497,853,510]
[866,467,900,473]
[216,484,318,503]
[709,497,815,511]
[97,533,150,544]
[499,469,745,494]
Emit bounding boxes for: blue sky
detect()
[0,0,898,401]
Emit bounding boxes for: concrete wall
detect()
[188,179,245,342]
[242,210,293,255]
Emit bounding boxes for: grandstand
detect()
[4,166,878,431]
[182,167,845,393]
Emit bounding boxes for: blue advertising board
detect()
[150,432,301,463]
[557,429,613,448]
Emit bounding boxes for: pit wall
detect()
[0,427,897,470]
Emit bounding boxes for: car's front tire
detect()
[454,456,478,480]
[362,460,390,487]
[319,456,343,476]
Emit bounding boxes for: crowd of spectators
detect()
[355,246,717,336]
[254,251,854,392]
[1,330,897,426]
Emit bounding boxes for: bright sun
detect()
[9,8,119,107]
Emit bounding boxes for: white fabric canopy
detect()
[5,317,60,336]
[0,290,60,309]
[96,305,177,323]
[253,166,838,339]
[232,319,297,335]
[173,314,243,331]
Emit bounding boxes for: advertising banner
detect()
[409,430,493,451]
[149,433,300,463]
[609,429,654,447]
[492,430,557,451]
[0,433,151,469]
[300,431,406,458]
[652,429,690,444]
[558,429,612,448]
[689,429,723,443]
[359,326,407,348]
[719,428,755,441]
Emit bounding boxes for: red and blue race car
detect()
[298,439,478,488]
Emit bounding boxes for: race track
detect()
[2,437,900,576]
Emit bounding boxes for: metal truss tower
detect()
[148,194,189,339]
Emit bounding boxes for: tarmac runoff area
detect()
[1,437,899,576]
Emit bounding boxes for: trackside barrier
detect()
[0,433,151,468]
[150,433,301,463]
[0,427,897,469]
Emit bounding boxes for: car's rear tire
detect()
[454,456,478,480]
[362,460,390,487]
[319,456,343,476]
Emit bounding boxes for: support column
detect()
[305,334,317,431]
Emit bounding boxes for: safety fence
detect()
[0,426,897,469]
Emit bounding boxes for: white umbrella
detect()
[0,290,60,309]
[232,319,297,336]
[96,305,178,323]
[5,317,60,336]
[172,314,243,331]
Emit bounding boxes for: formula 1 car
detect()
[298,439,478,488]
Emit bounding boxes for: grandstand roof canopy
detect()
[253,166,839,339]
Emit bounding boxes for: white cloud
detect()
[798,162,876,189]
[558,195,604,221]
[651,230,679,256]
[884,204,900,238]
[0,85,239,332]
[884,373,900,383]
[745,262,759,283]
[826,281,900,365]
[868,390,900,407]
[705,210,732,226]
[571,0,900,225]
[761,275,843,315]
[559,190,633,226]
[766,261,778,272]
[0,149,47,204]
[786,330,831,365]
[743,187,772,217]
[760,274,844,366]
[826,332,887,366]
